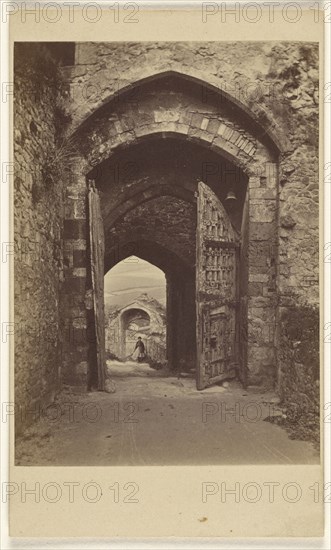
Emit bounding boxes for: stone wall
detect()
[277,305,320,445]
[146,338,167,365]
[271,44,319,307]
[61,158,90,386]
[14,44,68,433]
[105,296,166,363]
[64,41,319,307]
[14,42,319,419]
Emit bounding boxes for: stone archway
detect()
[62,68,280,389]
[120,307,150,358]
[105,243,196,373]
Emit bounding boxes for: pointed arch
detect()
[71,68,287,154]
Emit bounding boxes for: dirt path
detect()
[16,361,319,466]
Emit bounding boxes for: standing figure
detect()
[133,337,146,363]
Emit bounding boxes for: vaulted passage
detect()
[87,133,248,382]
[60,65,280,392]
[90,137,248,238]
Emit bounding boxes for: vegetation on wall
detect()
[277,303,320,447]
[15,43,76,202]
[15,43,62,95]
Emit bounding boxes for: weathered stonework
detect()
[106,294,166,363]
[277,305,319,445]
[14,44,67,433]
[109,196,196,269]
[63,41,318,302]
[14,41,319,425]
[61,157,90,386]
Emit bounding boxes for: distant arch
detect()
[120,307,151,358]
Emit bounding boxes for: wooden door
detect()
[196,181,239,390]
[88,180,106,390]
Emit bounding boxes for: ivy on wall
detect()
[278,303,320,447]
[15,43,76,202]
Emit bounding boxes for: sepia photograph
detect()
[13,39,321,468]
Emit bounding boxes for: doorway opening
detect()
[122,308,151,358]
[87,136,249,390]
[104,256,167,370]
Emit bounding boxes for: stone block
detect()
[248,282,263,296]
[64,219,87,240]
[249,255,273,273]
[190,112,205,129]
[72,316,87,330]
[71,327,87,346]
[250,223,275,241]
[73,249,86,267]
[73,239,87,251]
[250,200,276,223]
[217,122,228,137]
[207,118,220,135]
[249,294,275,307]
[228,129,240,144]
[64,276,86,294]
[179,110,192,126]
[249,176,260,188]
[212,136,240,158]
[65,197,86,220]
[263,285,275,297]
[175,123,190,135]
[248,346,276,371]
[73,268,86,277]
[250,188,276,200]
[238,137,250,152]
[133,110,155,127]
[76,361,88,375]
[235,134,245,148]
[249,273,269,283]
[132,122,155,138]
[74,198,87,218]
[188,126,214,143]
[265,163,278,188]
[119,114,135,132]
[67,186,86,200]
[200,117,209,131]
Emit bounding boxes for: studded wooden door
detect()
[88,180,106,391]
[196,181,239,390]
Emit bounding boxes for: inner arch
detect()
[89,136,248,234]
[104,256,171,366]
[94,134,248,375]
